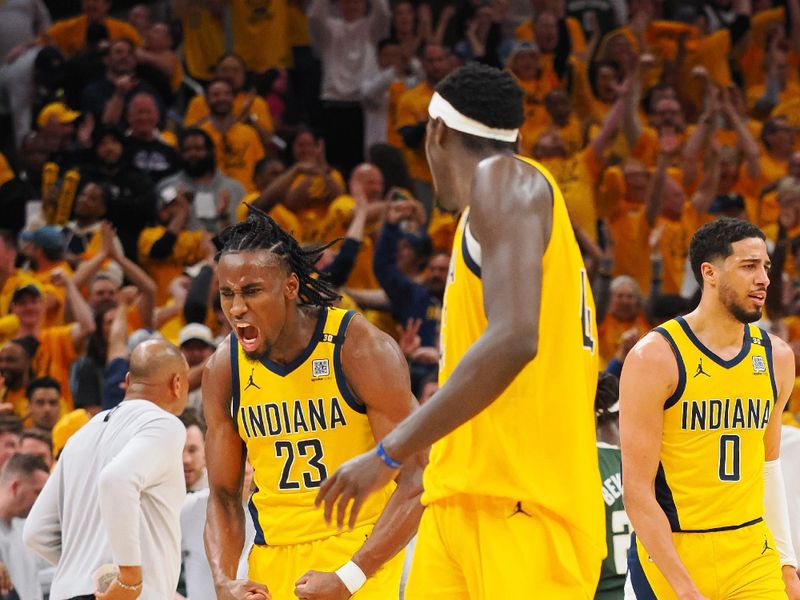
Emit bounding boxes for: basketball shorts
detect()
[248,523,404,600]
[626,519,784,599]
[405,494,603,599]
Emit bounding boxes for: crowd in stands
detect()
[0,0,800,596]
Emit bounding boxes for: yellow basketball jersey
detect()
[654,317,775,532]
[423,156,605,552]
[232,307,393,546]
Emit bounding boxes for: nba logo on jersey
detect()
[752,356,766,374]
[312,359,330,378]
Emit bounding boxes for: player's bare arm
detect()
[620,332,709,600]
[764,333,800,599]
[203,338,270,600]
[316,154,552,523]
[296,315,424,599]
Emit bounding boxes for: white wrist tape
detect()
[764,459,798,568]
[335,560,367,594]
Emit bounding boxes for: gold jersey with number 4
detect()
[652,318,776,532]
[231,307,393,546]
[424,154,605,551]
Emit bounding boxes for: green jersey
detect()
[595,442,629,600]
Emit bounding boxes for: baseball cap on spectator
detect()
[52,409,91,458]
[36,102,81,128]
[10,284,42,305]
[30,226,66,254]
[179,323,216,348]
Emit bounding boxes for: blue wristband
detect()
[376,441,402,469]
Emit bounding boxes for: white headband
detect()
[428,92,519,143]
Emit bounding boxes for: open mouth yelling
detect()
[236,324,260,353]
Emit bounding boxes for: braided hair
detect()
[217,204,341,308]
[595,372,620,426]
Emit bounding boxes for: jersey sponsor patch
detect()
[312,358,330,378]
[752,355,766,374]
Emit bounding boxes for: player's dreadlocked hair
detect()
[216,204,341,308]
[595,372,620,426]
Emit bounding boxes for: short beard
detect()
[720,282,763,323]
[183,155,215,178]
[244,343,270,362]
[729,303,762,324]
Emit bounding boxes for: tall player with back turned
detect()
[316,62,606,597]
[620,218,800,599]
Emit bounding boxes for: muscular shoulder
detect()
[470,155,552,224]
[341,313,404,367]
[620,330,680,402]
[340,314,410,408]
[205,334,232,378]
[767,332,796,385]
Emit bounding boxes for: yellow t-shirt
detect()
[231,0,290,72]
[181,6,224,81]
[237,192,301,237]
[386,80,407,149]
[0,153,13,187]
[138,227,207,305]
[427,207,459,252]
[395,82,434,182]
[32,262,73,329]
[43,15,142,58]
[185,93,274,134]
[32,325,77,411]
[200,122,265,192]
[539,146,602,242]
[286,2,310,49]
[321,195,380,290]
[598,312,651,369]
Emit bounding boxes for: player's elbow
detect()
[502,329,538,366]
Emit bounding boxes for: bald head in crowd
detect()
[124,340,189,416]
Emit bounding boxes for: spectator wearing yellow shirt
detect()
[135,22,182,94]
[171,0,224,82]
[9,269,95,411]
[199,79,266,192]
[0,340,33,419]
[597,275,651,369]
[531,77,631,243]
[236,157,300,235]
[0,231,39,338]
[322,163,391,290]
[230,0,290,73]
[509,42,560,151]
[25,227,72,330]
[646,137,719,295]
[138,190,212,306]
[396,44,454,217]
[253,128,345,243]
[749,47,800,122]
[760,116,797,186]
[514,5,586,82]
[6,0,142,61]
[184,54,275,151]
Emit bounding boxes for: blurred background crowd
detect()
[0,0,800,597]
